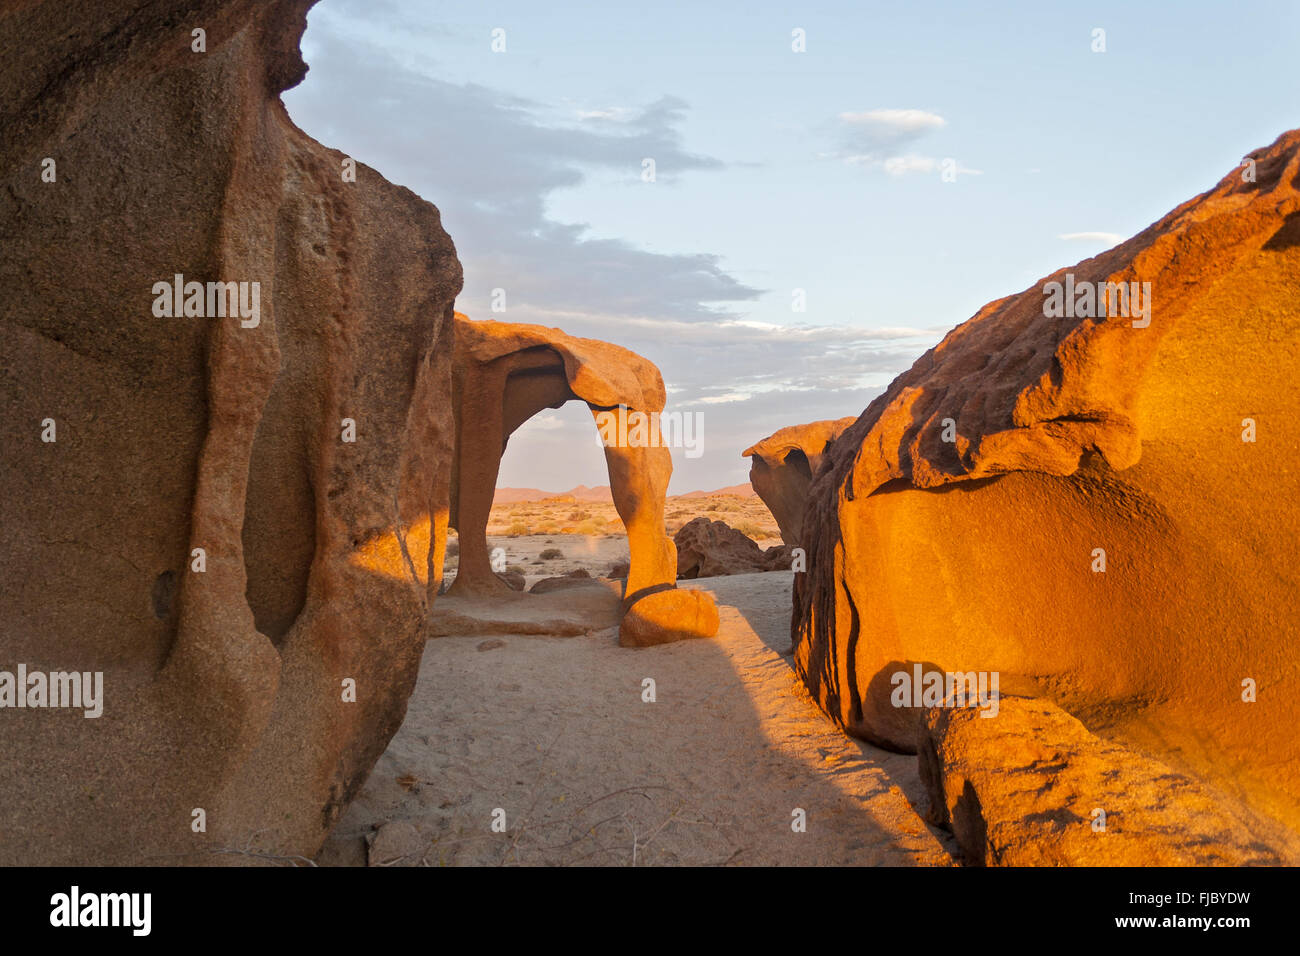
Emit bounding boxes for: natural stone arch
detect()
[448,314,717,645]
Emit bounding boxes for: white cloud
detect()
[285,25,758,326]
[829,108,979,177]
[838,109,946,135]
[577,107,635,122]
[1058,231,1125,245]
[527,413,566,430]
[697,391,753,404]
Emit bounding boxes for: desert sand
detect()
[486,491,780,542]
[318,571,957,866]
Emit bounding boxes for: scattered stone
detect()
[529,568,595,594]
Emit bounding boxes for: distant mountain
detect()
[494,482,754,504]
[492,484,613,504]
[673,483,756,499]
[490,487,553,504]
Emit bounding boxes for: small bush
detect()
[731,520,767,540]
[540,548,563,560]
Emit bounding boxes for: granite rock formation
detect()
[673,517,790,577]
[0,0,460,864]
[743,417,856,547]
[793,130,1300,859]
[919,694,1293,865]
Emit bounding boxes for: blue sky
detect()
[284,0,1299,493]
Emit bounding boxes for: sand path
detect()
[318,571,957,866]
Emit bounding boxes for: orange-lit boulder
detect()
[619,588,720,648]
[793,129,1300,853]
[919,695,1298,865]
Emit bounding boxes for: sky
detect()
[283,0,1300,493]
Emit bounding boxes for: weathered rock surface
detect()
[529,568,592,594]
[743,417,857,547]
[919,696,1297,865]
[793,129,1300,857]
[449,314,719,646]
[0,0,460,864]
[673,516,787,578]
[759,543,795,571]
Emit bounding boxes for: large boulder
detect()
[618,588,720,648]
[0,0,460,864]
[919,695,1295,865]
[793,129,1300,854]
[674,517,771,578]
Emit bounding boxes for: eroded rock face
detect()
[448,315,719,647]
[0,0,460,864]
[793,130,1300,855]
[919,696,1297,865]
[674,516,787,578]
[743,418,856,547]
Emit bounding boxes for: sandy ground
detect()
[449,533,630,590]
[485,492,782,542]
[318,571,958,866]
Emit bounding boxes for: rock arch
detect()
[449,314,718,645]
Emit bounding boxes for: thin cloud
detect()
[829,107,978,177]
[285,25,756,325]
[839,108,947,139]
[1058,231,1125,245]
